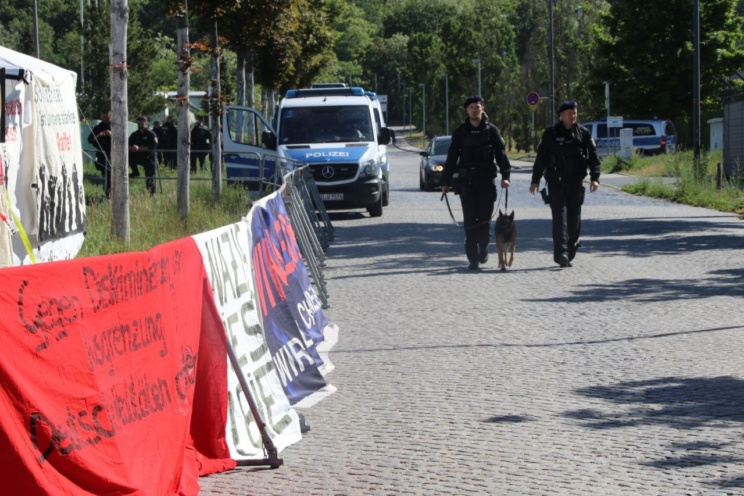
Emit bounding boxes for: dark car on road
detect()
[419,136,451,191]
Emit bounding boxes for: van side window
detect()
[628,124,655,136]
[665,121,676,136]
[597,124,608,138]
[227,108,257,146]
[584,124,593,135]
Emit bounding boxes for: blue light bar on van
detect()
[365,91,378,100]
[285,87,366,98]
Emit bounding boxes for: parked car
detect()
[419,136,451,191]
[581,119,677,157]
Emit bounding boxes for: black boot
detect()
[478,244,489,264]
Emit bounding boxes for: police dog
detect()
[494,210,516,271]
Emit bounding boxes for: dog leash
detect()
[440,191,461,227]
[441,185,507,229]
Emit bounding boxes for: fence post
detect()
[717,162,723,191]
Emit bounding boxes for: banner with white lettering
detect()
[192,222,302,460]
[248,192,335,405]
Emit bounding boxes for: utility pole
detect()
[471,58,481,97]
[442,74,449,135]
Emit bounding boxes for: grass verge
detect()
[606,150,744,217]
[79,163,252,257]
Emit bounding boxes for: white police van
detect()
[581,119,677,157]
[365,91,390,205]
[273,86,391,217]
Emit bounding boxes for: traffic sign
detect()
[526,91,540,107]
[607,115,623,128]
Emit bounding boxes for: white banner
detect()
[192,221,302,460]
[0,47,86,265]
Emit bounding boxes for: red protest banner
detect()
[0,237,234,495]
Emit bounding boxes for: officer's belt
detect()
[458,166,487,177]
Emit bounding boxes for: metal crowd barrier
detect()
[278,163,334,309]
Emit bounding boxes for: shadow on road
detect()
[525,267,744,303]
[564,375,744,489]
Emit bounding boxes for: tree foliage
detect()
[2,0,743,150]
[594,0,744,141]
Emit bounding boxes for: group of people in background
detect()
[87,113,213,197]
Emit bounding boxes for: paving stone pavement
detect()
[198,139,744,496]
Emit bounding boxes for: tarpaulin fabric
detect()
[192,222,302,461]
[0,237,232,495]
[248,192,330,405]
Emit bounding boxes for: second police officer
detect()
[529,100,601,267]
[442,95,511,270]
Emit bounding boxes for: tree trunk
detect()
[210,20,222,199]
[247,52,254,108]
[109,0,129,242]
[236,52,245,107]
[176,1,190,220]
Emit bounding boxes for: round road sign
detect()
[526,91,540,106]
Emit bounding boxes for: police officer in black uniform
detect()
[442,95,511,270]
[161,115,178,169]
[88,110,112,197]
[128,115,158,195]
[190,117,211,172]
[529,100,600,267]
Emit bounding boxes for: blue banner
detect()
[249,193,328,405]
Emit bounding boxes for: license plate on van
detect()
[320,193,344,201]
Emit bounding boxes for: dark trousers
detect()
[131,158,157,194]
[459,179,497,262]
[548,178,585,262]
[190,152,208,172]
[95,152,111,197]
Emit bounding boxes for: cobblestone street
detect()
[199,139,744,496]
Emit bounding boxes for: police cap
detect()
[557,100,578,114]
[463,95,484,108]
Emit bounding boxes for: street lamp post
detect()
[693,0,701,172]
[442,74,449,135]
[471,58,481,96]
[548,0,555,123]
[419,83,426,147]
[408,87,413,139]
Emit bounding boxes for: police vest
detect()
[458,124,497,177]
[544,124,589,179]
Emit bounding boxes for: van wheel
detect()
[419,173,425,190]
[367,195,383,217]
[382,181,390,206]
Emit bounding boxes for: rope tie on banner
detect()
[4,187,36,263]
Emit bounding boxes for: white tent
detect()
[0,46,85,266]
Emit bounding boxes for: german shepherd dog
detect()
[494,210,516,271]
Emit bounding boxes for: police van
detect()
[273,86,391,217]
[221,104,281,188]
[581,119,677,157]
[365,91,390,199]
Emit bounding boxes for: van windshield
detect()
[279,106,374,144]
